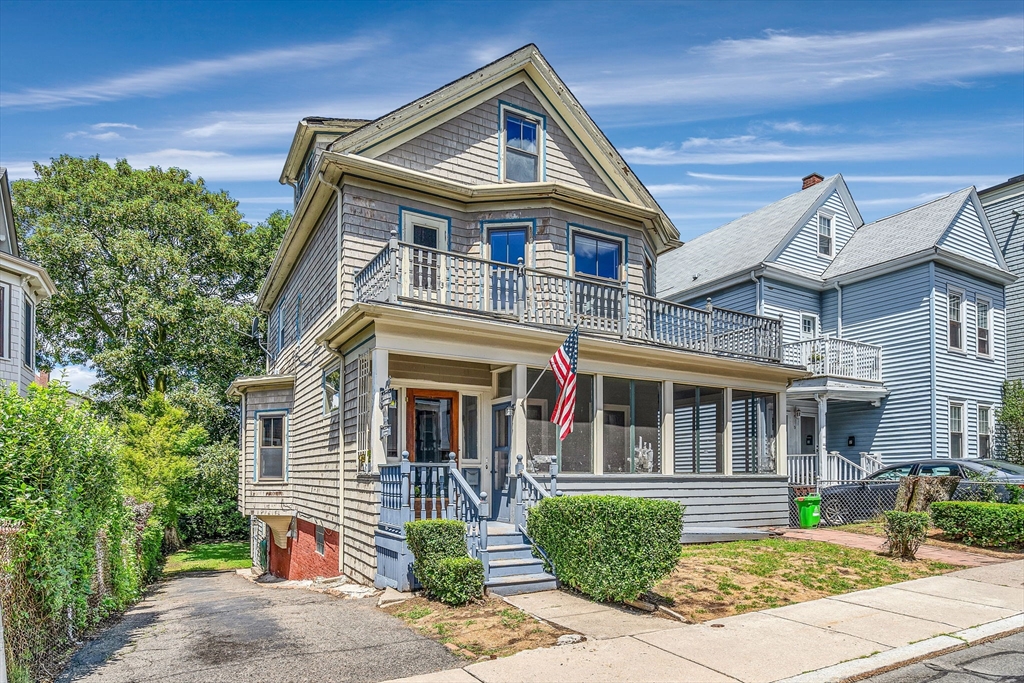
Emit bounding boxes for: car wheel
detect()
[820,501,848,526]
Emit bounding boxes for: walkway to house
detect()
[58,570,461,683]
[781,527,1008,567]
[387,560,1024,683]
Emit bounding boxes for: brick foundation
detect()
[267,518,341,580]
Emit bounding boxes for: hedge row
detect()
[930,501,1024,549]
[527,495,683,602]
[405,519,483,605]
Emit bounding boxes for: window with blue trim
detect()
[258,415,285,479]
[504,114,539,183]
[573,233,621,280]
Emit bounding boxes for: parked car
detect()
[819,459,1024,526]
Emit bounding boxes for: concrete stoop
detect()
[483,524,557,596]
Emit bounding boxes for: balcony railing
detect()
[783,337,882,382]
[355,236,784,363]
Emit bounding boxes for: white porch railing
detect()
[354,235,784,364]
[787,451,884,486]
[783,337,882,382]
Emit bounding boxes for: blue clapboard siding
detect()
[983,189,1023,380]
[829,264,934,464]
[773,190,856,275]
[549,475,789,528]
[938,200,1000,269]
[932,265,1006,458]
[762,278,821,343]
[820,287,839,336]
[683,280,757,313]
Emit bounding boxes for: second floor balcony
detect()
[783,337,882,383]
[354,236,785,364]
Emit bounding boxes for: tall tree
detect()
[13,156,289,430]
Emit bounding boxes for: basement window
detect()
[315,524,325,555]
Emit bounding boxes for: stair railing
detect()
[444,453,490,578]
[513,454,558,530]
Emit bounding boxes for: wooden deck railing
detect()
[783,337,882,382]
[355,234,784,363]
[787,451,885,486]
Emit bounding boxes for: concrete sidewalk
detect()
[385,560,1023,683]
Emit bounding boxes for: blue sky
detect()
[1,0,1022,389]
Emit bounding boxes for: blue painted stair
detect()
[483,522,557,596]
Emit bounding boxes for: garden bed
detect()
[383,596,572,659]
[651,538,961,623]
[834,520,1024,559]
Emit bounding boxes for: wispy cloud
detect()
[1,37,385,109]
[122,149,284,181]
[646,183,715,196]
[65,122,140,141]
[856,192,951,207]
[687,172,1011,185]
[572,17,1024,111]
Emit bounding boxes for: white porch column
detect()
[776,391,788,477]
[816,393,828,481]
[594,374,604,474]
[370,348,390,468]
[512,364,528,474]
[722,388,733,475]
[661,380,674,474]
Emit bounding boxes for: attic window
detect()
[817,214,833,257]
[504,113,539,183]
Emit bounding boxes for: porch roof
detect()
[787,377,889,404]
[226,374,296,399]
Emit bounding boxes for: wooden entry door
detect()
[406,389,460,463]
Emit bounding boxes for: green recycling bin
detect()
[796,494,821,529]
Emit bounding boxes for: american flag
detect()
[549,326,579,441]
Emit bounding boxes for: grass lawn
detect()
[163,541,252,575]
[835,520,1024,559]
[384,596,570,659]
[652,538,962,623]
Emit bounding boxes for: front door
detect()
[492,402,512,521]
[488,227,526,313]
[800,415,817,455]
[406,389,459,463]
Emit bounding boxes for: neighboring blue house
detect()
[658,173,1015,480]
[980,175,1024,382]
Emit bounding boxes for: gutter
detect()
[750,271,761,316]
[833,282,843,338]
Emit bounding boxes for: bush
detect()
[429,556,484,606]
[930,501,1024,548]
[882,510,929,559]
[405,519,481,605]
[526,495,683,602]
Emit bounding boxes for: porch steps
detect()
[483,523,557,596]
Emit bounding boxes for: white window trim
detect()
[498,103,546,183]
[947,401,964,459]
[322,362,342,416]
[975,296,993,358]
[800,313,819,340]
[400,209,449,251]
[0,283,8,360]
[946,286,966,353]
[254,410,289,482]
[570,227,625,283]
[817,212,834,258]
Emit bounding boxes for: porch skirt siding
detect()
[542,475,789,529]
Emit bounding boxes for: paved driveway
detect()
[60,571,461,682]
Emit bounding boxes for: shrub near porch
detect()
[653,539,961,622]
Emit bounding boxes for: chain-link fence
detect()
[789,480,1007,528]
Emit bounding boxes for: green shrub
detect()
[930,502,1024,548]
[405,519,481,604]
[882,510,929,559]
[526,495,683,602]
[429,556,484,606]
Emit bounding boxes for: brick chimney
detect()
[802,173,824,190]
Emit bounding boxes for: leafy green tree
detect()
[178,441,249,543]
[12,156,288,431]
[997,379,1024,464]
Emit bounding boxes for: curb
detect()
[775,614,1024,683]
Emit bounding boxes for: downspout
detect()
[322,341,347,576]
[833,282,843,338]
[750,270,762,316]
[318,171,344,319]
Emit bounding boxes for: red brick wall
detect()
[267,518,341,580]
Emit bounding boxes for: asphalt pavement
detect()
[860,631,1024,683]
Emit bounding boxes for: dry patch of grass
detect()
[837,520,1024,559]
[384,596,571,659]
[653,538,961,623]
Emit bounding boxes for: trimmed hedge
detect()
[930,502,1024,549]
[405,519,483,605]
[882,511,929,559]
[526,495,683,602]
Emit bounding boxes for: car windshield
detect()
[979,459,1024,475]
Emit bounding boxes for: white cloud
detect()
[0,37,385,109]
[55,365,99,393]
[571,17,1024,110]
[687,172,1010,185]
[856,192,952,207]
[93,122,139,130]
[122,149,285,181]
[646,183,715,196]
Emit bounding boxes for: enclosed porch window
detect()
[525,368,594,474]
[732,391,777,474]
[603,377,661,474]
[673,384,725,474]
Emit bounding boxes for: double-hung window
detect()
[23,299,33,369]
[504,113,540,183]
[0,286,6,358]
[978,405,992,458]
[573,232,621,281]
[817,214,833,257]
[948,403,963,459]
[976,298,991,357]
[323,365,341,414]
[258,414,285,479]
[948,290,964,350]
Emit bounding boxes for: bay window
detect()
[258,414,286,480]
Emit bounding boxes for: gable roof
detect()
[0,168,20,258]
[323,44,679,251]
[821,187,1008,279]
[657,175,843,298]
